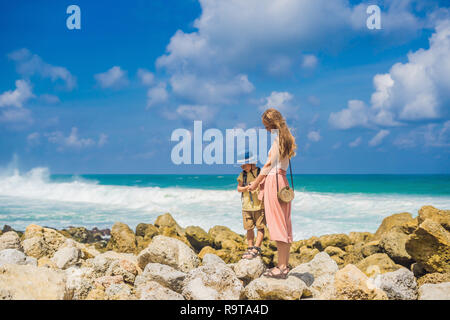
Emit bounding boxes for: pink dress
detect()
[258,138,293,243]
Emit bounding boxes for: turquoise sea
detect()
[1,167,449,240]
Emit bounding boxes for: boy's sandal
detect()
[242,246,261,260]
[263,266,289,279]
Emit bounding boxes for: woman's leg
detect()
[276,240,291,270]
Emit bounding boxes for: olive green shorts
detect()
[242,209,266,230]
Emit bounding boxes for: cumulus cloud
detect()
[301,54,318,69]
[329,100,370,130]
[94,66,129,89]
[259,91,299,118]
[393,121,450,149]
[146,82,169,108]
[0,80,34,108]
[368,129,390,147]
[153,0,367,106]
[169,73,253,105]
[174,105,217,122]
[8,48,76,90]
[330,20,450,130]
[349,136,362,148]
[307,130,321,142]
[45,127,104,149]
[137,68,155,86]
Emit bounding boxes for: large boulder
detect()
[137,235,200,272]
[154,213,185,235]
[22,224,66,258]
[61,226,101,243]
[418,206,450,231]
[65,266,95,300]
[104,283,135,300]
[0,264,69,299]
[185,226,214,251]
[418,282,450,300]
[0,231,22,251]
[348,232,374,244]
[334,264,388,300]
[289,252,339,299]
[356,253,402,277]
[136,281,184,300]
[405,219,450,273]
[106,222,137,254]
[182,264,244,300]
[0,249,36,267]
[135,223,159,251]
[373,268,418,300]
[417,272,450,286]
[105,259,139,284]
[232,256,266,285]
[208,225,243,249]
[290,252,339,279]
[244,274,307,300]
[134,263,186,293]
[317,234,351,250]
[201,253,226,266]
[324,246,346,267]
[361,241,382,258]
[374,212,417,239]
[51,246,81,269]
[379,230,413,266]
[85,251,139,278]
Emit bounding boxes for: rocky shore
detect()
[0,205,449,300]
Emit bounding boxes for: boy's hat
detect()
[236,150,257,165]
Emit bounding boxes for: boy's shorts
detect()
[242,209,266,230]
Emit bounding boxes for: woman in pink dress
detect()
[248,108,297,279]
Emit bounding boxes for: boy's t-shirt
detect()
[237,168,264,211]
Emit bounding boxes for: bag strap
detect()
[276,158,294,192]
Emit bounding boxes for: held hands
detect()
[247,182,258,192]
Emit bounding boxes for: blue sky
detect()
[0,0,449,174]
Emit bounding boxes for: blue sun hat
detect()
[236,149,257,166]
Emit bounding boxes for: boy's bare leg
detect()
[246,229,254,248]
[254,228,264,248]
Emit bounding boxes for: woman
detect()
[248,108,296,279]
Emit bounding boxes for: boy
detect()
[236,150,266,260]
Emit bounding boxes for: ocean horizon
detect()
[1,167,449,240]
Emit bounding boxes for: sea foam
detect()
[0,167,449,240]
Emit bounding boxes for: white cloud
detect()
[0,108,33,124]
[332,142,341,149]
[349,136,362,148]
[369,129,390,147]
[146,82,169,108]
[259,91,298,117]
[175,105,216,122]
[46,127,97,149]
[307,130,321,142]
[98,133,108,147]
[8,48,76,90]
[329,100,370,130]
[393,121,450,149]
[169,73,253,105]
[0,80,34,108]
[137,68,155,86]
[94,66,129,89]
[331,20,450,130]
[301,54,318,69]
[27,132,40,146]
